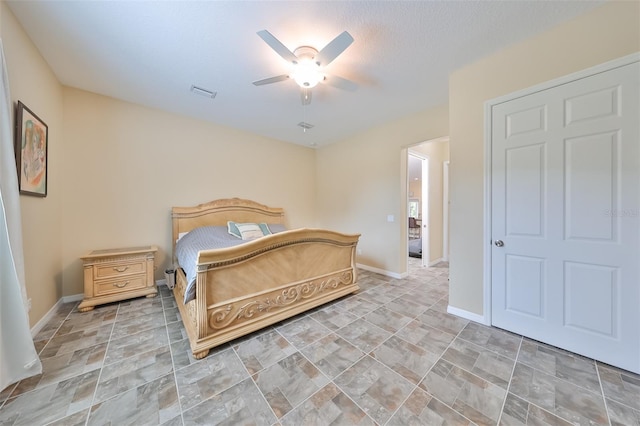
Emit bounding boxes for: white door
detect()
[491,61,640,373]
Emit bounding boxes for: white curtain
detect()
[0,39,42,391]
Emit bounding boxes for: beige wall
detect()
[1,2,64,326]
[61,88,317,297]
[449,1,640,316]
[316,105,448,275]
[410,140,449,264]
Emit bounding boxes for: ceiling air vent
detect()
[190,85,216,99]
[297,122,314,130]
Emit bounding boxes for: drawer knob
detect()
[113,281,129,288]
[113,266,129,273]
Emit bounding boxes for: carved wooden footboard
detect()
[171,199,360,359]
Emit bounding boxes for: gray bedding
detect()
[176,225,285,303]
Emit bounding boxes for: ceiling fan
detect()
[253,30,356,105]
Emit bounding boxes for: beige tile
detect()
[182,378,277,425]
[335,318,391,353]
[419,359,506,425]
[385,297,429,318]
[518,338,600,393]
[175,348,248,410]
[598,362,640,411]
[510,362,608,425]
[94,345,174,403]
[418,307,469,335]
[40,324,113,359]
[11,342,107,397]
[606,398,640,426]
[442,337,515,389]
[276,315,331,349]
[0,370,99,425]
[309,304,359,331]
[387,387,472,425]
[104,325,169,365]
[233,328,296,374]
[281,383,375,425]
[371,335,439,384]
[46,408,90,426]
[397,288,443,307]
[500,392,573,426]
[364,306,413,333]
[458,322,521,360]
[253,352,329,418]
[334,355,414,424]
[110,311,166,340]
[88,373,179,425]
[395,319,456,356]
[302,333,365,378]
[335,295,380,317]
[55,306,117,337]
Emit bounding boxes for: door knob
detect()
[495,240,504,247]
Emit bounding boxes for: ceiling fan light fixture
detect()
[291,58,323,88]
[254,31,356,104]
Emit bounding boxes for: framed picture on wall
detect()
[15,101,48,197]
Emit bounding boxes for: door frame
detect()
[442,161,449,262]
[408,151,429,266]
[420,153,429,267]
[482,52,640,325]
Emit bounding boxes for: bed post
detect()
[193,268,210,359]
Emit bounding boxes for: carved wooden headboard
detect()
[171,198,285,260]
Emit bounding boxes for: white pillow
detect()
[235,223,265,240]
[228,221,273,239]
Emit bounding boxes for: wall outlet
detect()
[27,298,32,312]
[387,215,395,222]
[357,249,362,255]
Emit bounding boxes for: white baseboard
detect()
[31,293,84,337]
[428,257,444,267]
[62,293,83,303]
[356,263,407,279]
[31,298,62,338]
[447,304,489,325]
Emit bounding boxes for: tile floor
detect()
[1,259,639,425]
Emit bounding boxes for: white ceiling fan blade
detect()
[301,88,312,105]
[253,75,290,86]
[315,31,354,66]
[257,30,299,64]
[322,75,357,92]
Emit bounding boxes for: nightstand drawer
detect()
[95,275,147,296]
[94,260,146,279]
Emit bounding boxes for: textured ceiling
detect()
[7,1,603,147]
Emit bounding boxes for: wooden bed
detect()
[171,198,360,359]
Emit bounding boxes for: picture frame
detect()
[15,101,48,197]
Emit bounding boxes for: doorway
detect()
[408,152,428,266]
[405,137,450,269]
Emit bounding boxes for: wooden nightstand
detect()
[78,245,158,312]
